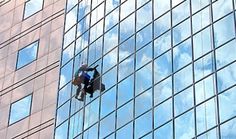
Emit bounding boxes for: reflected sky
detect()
[56,0,236,138]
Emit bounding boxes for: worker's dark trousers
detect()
[76,78,90,98]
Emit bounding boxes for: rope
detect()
[199,0,208,137]
[72,0,88,138]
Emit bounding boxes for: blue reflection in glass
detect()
[24,0,43,19]
[9,95,32,125]
[17,41,38,69]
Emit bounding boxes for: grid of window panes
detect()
[55,0,236,138]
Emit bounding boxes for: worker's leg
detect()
[75,84,81,99]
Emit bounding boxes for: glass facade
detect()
[55,0,236,138]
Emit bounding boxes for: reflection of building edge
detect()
[55,0,236,139]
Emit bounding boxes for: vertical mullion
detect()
[81,1,92,139]
[55,0,70,138]
[151,0,155,138]
[209,0,221,138]
[189,0,197,138]
[232,0,236,38]
[114,0,120,138]
[133,0,137,138]
[98,0,106,138]
[170,0,175,139]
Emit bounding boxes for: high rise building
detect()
[1,0,236,139]
[0,0,66,138]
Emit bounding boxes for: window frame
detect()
[8,94,33,126]
[15,40,40,70]
[23,0,44,20]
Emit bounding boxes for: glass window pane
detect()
[154,0,170,19]
[191,0,210,14]
[154,76,172,105]
[220,118,236,139]
[212,0,233,21]
[104,26,118,54]
[60,60,73,88]
[119,55,134,81]
[154,12,170,38]
[219,86,236,122]
[154,98,172,128]
[64,26,76,48]
[90,19,104,43]
[197,128,217,139]
[194,53,214,81]
[102,66,117,90]
[69,110,83,138]
[173,39,192,72]
[135,89,152,117]
[118,75,134,107]
[78,0,91,21]
[24,0,43,19]
[88,37,102,65]
[62,42,75,66]
[213,14,235,48]
[91,3,104,26]
[136,2,152,30]
[154,31,171,58]
[67,0,77,12]
[9,95,32,125]
[173,19,191,46]
[105,7,119,31]
[103,48,117,73]
[135,63,152,95]
[172,0,184,7]
[174,87,193,116]
[76,31,89,53]
[83,124,98,139]
[101,87,116,118]
[119,36,135,62]
[136,25,152,50]
[116,122,133,139]
[77,14,90,37]
[154,50,172,83]
[58,83,71,107]
[192,6,210,34]
[195,75,216,104]
[56,101,70,126]
[175,110,195,139]
[172,0,190,26]
[17,41,39,69]
[135,111,152,139]
[193,27,212,60]
[65,5,78,31]
[106,0,119,14]
[154,121,173,139]
[117,101,133,128]
[120,13,135,43]
[174,64,193,93]
[55,120,68,139]
[136,43,152,69]
[120,0,135,20]
[216,39,236,69]
[84,98,99,130]
[99,112,115,139]
[217,62,236,92]
[196,98,217,135]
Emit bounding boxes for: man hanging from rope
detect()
[72,64,105,101]
[72,64,95,101]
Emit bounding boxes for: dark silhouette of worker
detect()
[72,64,105,101]
[72,64,94,101]
[86,67,105,98]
